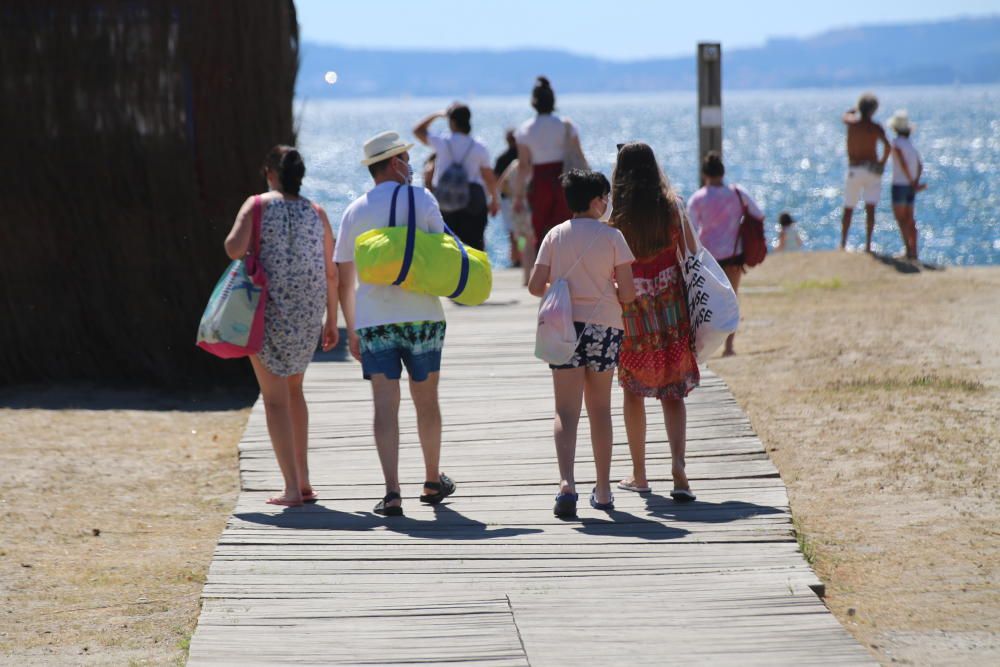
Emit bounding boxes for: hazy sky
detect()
[294,0,999,60]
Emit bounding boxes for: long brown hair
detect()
[610,142,680,259]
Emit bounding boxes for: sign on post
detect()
[698,42,722,186]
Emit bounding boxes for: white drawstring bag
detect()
[534,233,601,365]
[677,208,740,361]
[535,277,577,365]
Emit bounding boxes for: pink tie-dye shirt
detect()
[686,185,764,261]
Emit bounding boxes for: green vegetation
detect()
[830,374,985,393]
[793,517,816,566]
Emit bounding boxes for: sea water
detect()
[297,84,1000,267]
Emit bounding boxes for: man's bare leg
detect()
[409,372,443,496]
[370,374,402,509]
[864,203,876,253]
[840,208,853,249]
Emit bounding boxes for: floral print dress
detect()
[256,198,327,376]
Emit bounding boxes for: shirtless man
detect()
[841,93,892,252]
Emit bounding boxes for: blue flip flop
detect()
[553,492,578,518]
[589,488,615,511]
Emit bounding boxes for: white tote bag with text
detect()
[677,208,740,361]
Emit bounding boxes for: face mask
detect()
[599,197,613,222]
[394,158,413,184]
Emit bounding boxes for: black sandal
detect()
[419,473,456,505]
[373,491,403,516]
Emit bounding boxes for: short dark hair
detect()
[448,103,471,133]
[264,145,305,195]
[367,156,393,178]
[858,93,878,118]
[560,169,610,213]
[779,212,795,227]
[701,151,725,178]
[532,76,555,114]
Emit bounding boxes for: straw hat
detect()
[888,110,914,133]
[361,131,413,166]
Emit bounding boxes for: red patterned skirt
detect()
[618,245,700,400]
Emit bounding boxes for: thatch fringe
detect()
[0,1,299,388]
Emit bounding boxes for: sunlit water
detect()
[297,85,1000,267]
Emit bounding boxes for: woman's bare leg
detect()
[662,398,689,491]
[521,236,535,286]
[249,357,302,505]
[621,388,648,488]
[552,368,585,494]
[892,204,909,256]
[723,264,743,356]
[584,368,615,504]
[287,372,312,498]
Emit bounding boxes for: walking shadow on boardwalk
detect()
[573,493,783,540]
[235,502,543,540]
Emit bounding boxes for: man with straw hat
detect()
[888,110,926,261]
[840,92,892,253]
[334,131,457,516]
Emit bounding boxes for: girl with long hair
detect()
[610,143,700,502]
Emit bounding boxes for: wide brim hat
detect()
[361,131,414,166]
[888,110,914,133]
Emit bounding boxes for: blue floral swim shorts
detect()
[549,322,623,372]
[357,321,446,381]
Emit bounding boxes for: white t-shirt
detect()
[515,114,577,165]
[891,136,921,186]
[427,132,491,188]
[334,182,447,330]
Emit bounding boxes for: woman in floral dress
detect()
[224,145,340,507]
[610,143,700,502]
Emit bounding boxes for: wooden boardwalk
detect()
[188,270,873,666]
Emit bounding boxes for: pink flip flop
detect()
[266,495,304,507]
[617,480,651,493]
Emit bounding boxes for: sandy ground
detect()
[0,389,249,666]
[710,251,1000,665]
[1,252,998,665]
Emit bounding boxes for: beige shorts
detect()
[844,164,883,207]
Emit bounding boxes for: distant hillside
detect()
[297,16,1000,98]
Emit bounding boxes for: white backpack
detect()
[534,232,601,365]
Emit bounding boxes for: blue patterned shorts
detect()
[358,321,446,381]
[549,322,623,372]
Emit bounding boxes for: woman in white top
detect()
[889,110,926,260]
[413,103,500,251]
[513,76,587,243]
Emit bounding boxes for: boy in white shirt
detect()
[334,131,456,516]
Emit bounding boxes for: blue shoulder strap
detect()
[443,222,470,299]
[389,184,470,297]
[392,185,418,285]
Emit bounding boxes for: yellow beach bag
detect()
[355,184,492,306]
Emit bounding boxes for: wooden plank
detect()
[187,270,872,666]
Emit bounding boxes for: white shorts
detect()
[844,166,882,207]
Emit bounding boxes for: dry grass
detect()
[710,251,1000,665]
[0,393,248,665]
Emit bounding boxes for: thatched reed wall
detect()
[0,1,299,388]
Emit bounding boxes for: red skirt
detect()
[529,162,571,241]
